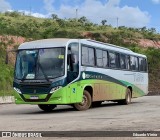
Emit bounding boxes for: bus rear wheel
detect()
[74,90,91,111]
[118,88,131,105]
[38,104,57,112]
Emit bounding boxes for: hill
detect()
[0,11,160,96]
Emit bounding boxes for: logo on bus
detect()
[82,72,86,79]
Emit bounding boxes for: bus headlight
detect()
[14,87,22,94]
[50,86,62,93]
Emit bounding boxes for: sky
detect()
[0,0,160,32]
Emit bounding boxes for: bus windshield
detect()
[15,47,65,80]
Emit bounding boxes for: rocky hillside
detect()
[1,11,160,95]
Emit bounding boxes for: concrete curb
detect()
[0,96,14,104]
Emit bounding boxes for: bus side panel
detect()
[92,80,126,101]
[78,79,126,101]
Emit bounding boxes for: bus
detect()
[11,38,148,111]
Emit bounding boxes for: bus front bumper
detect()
[13,88,69,105]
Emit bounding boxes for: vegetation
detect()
[0,11,160,96]
[0,41,14,96]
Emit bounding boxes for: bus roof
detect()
[18,38,71,50]
[18,38,146,58]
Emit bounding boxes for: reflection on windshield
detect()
[15,48,65,80]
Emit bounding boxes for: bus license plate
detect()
[30,96,39,100]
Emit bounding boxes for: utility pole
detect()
[117,17,119,28]
[76,9,78,21]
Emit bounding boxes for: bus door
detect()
[67,43,80,103]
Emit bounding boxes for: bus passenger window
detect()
[109,52,119,68]
[130,56,139,71]
[82,47,88,66]
[109,52,116,68]
[130,56,135,70]
[96,49,103,67]
[103,50,108,68]
[139,58,143,71]
[82,46,95,66]
[135,57,139,71]
[139,58,147,72]
[126,56,130,70]
[143,59,147,72]
[120,54,126,69]
[88,48,95,66]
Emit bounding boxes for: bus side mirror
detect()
[5,49,17,65]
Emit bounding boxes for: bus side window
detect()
[88,48,95,66]
[135,57,139,71]
[109,52,116,68]
[130,56,135,70]
[130,56,139,71]
[143,59,147,72]
[120,54,127,69]
[116,53,120,68]
[139,57,147,72]
[102,50,108,68]
[126,55,130,70]
[139,58,143,71]
[109,52,119,69]
[67,43,79,83]
[82,46,88,66]
[96,49,103,67]
[82,45,95,66]
[68,43,79,72]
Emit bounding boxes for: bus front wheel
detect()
[74,90,92,111]
[118,88,131,105]
[38,104,57,112]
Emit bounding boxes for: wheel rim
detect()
[80,95,88,106]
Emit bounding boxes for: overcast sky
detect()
[0,0,160,31]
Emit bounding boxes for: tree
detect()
[141,26,147,32]
[51,14,58,20]
[149,28,156,34]
[4,11,21,17]
[78,16,89,24]
[101,19,107,25]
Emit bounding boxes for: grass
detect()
[0,90,14,97]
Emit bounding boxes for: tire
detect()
[92,101,102,107]
[74,90,92,111]
[118,88,131,105]
[38,104,57,112]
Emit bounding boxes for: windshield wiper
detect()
[21,63,50,83]
[37,62,50,82]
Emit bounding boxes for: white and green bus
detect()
[12,38,148,111]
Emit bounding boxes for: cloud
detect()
[0,0,12,12]
[152,0,160,4]
[19,10,47,18]
[43,0,55,13]
[7,9,48,18]
[43,0,150,28]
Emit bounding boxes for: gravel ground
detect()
[0,96,160,140]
